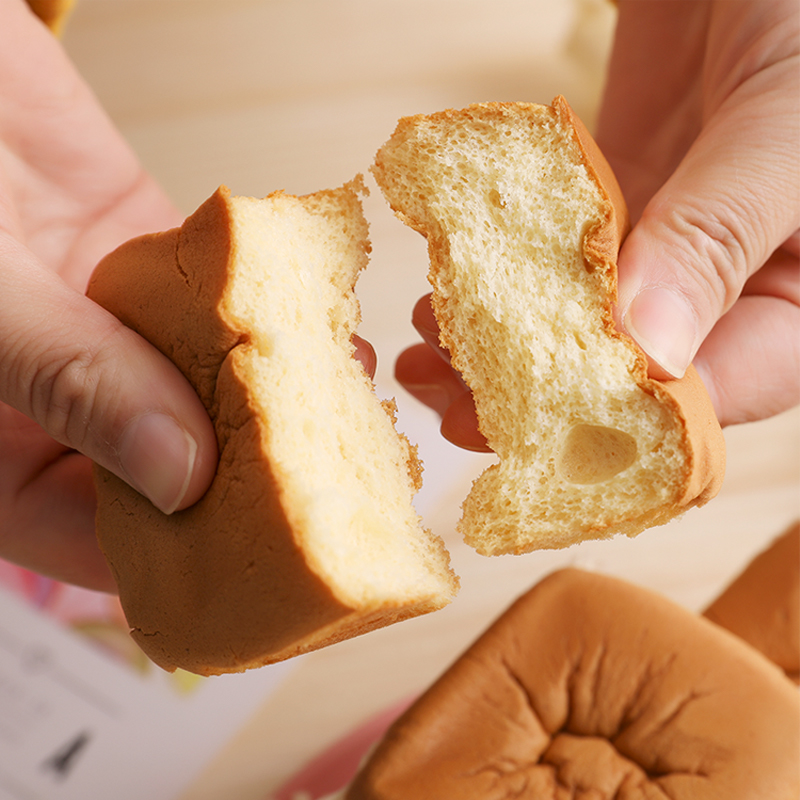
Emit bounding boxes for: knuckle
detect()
[667,202,752,311]
[28,344,106,451]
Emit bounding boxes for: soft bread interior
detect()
[225,188,455,605]
[372,102,695,554]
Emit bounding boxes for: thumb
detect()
[616,67,800,381]
[0,237,218,513]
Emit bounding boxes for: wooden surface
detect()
[55,2,800,798]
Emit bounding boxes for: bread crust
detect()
[555,96,725,516]
[346,568,800,799]
[704,522,800,683]
[87,182,456,675]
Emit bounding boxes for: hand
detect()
[395,294,490,452]
[0,2,218,590]
[396,0,799,447]
[596,0,799,426]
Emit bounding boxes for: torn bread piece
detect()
[372,97,725,554]
[87,179,458,676]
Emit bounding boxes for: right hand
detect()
[394,294,490,452]
[396,0,799,447]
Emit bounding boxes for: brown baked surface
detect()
[87,182,457,676]
[704,522,800,683]
[372,97,726,554]
[347,568,800,799]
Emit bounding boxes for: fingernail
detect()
[623,286,698,378]
[118,413,198,514]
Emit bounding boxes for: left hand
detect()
[0,1,200,590]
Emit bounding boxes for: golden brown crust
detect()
[657,367,727,507]
[347,569,800,799]
[704,522,800,683]
[554,94,630,294]
[555,95,726,521]
[87,184,451,675]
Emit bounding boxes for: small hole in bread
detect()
[557,424,638,485]
[487,188,505,210]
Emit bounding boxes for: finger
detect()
[694,251,800,427]
[395,342,467,417]
[353,335,377,380]
[594,0,709,222]
[441,392,491,453]
[615,41,800,381]
[411,293,451,362]
[395,345,490,452]
[0,236,218,514]
[0,407,115,591]
[404,295,490,450]
[740,240,800,302]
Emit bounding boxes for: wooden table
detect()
[57,2,799,797]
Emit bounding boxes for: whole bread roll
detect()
[86,179,458,676]
[346,568,800,800]
[704,521,800,683]
[372,97,726,555]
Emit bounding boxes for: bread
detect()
[346,568,800,800]
[372,96,726,555]
[86,179,458,676]
[276,528,800,798]
[704,521,800,683]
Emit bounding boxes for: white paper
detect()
[0,570,292,800]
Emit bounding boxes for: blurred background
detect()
[45,1,800,798]
[62,0,616,372]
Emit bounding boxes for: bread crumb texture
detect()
[372,98,725,554]
[87,178,458,675]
